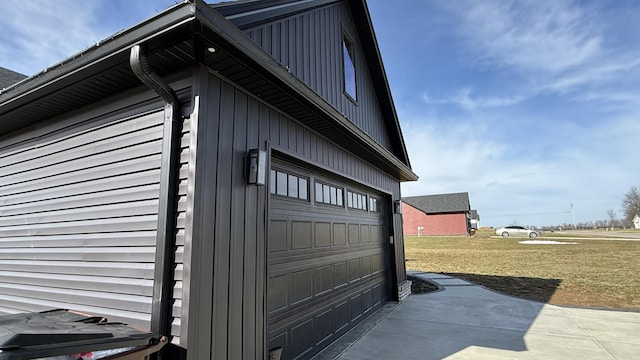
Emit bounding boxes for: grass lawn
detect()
[405,230,640,310]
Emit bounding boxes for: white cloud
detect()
[401,119,509,196]
[451,0,602,74]
[543,56,640,94]
[0,0,182,76]
[425,0,640,113]
[400,112,639,227]
[0,0,102,75]
[423,88,526,111]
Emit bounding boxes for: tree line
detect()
[540,186,640,231]
[621,186,640,226]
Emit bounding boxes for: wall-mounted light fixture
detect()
[246,149,266,185]
[393,200,402,214]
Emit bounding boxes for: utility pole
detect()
[571,203,577,230]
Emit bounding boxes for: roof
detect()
[212,0,412,169]
[0,67,27,89]
[402,192,471,214]
[211,0,338,27]
[470,209,479,220]
[0,0,416,181]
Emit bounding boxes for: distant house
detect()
[470,209,480,230]
[402,192,472,236]
[0,66,27,89]
[634,214,640,229]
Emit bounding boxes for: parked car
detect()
[495,225,541,238]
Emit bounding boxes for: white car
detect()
[495,226,541,238]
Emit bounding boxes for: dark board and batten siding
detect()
[243,2,393,152]
[266,109,405,293]
[0,109,164,329]
[185,69,268,360]
[185,67,404,359]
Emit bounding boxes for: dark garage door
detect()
[268,159,392,360]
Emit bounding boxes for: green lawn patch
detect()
[405,235,640,309]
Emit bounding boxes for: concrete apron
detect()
[318,272,640,360]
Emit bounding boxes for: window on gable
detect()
[343,33,357,101]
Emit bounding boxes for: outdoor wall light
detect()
[394,200,402,214]
[246,149,266,185]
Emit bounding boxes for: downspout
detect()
[130,45,181,347]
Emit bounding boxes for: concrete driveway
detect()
[315,272,640,360]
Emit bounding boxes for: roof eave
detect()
[347,0,412,168]
[0,1,197,114]
[0,0,418,182]
[194,1,418,181]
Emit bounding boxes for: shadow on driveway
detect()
[378,272,559,357]
[319,272,640,359]
[441,272,562,303]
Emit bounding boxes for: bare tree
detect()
[622,186,640,224]
[617,219,626,229]
[606,209,617,230]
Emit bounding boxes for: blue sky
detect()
[1,0,638,227]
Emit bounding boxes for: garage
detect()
[0,1,417,358]
[267,157,392,359]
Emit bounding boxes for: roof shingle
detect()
[402,192,470,214]
[0,67,27,89]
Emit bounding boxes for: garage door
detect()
[267,159,392,360]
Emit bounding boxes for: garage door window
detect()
[270,169,308,200]
[347,190,367,211]
[369,197,381,213]
[315,181,344,207]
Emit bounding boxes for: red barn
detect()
[402,193,471,236]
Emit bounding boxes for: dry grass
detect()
[405,231,640,310]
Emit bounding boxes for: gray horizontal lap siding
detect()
[243,2,393,152]
[0,109,164,330]
[171,116,191,346]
